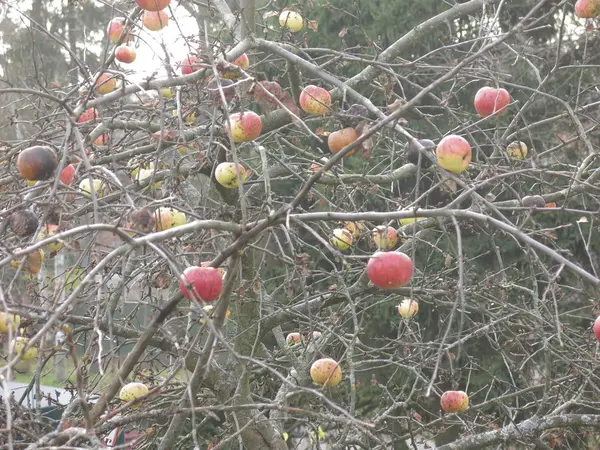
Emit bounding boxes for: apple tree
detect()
[2,0,600,449]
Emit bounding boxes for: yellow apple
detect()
[79,179,106,198]
[0,312,21,334]
[119,382,149,408]
[397,299,419,318]
[372,226,398,250]
[506,141,528,159]
[11,337,38,360]
[330,228,353,251]
[38,224,64,253]
[154,207,186,231]
[279,10,304,32]
[310,358,342,387]
[215,162,247,188]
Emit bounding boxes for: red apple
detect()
[474,86,510,118]
[436,135,472,174]
[107,18,130,43]
[93,133,110,146]
[179,55,205,76]
[77,108,98,123]
[59,164,76,185]
[594,316,600,341]
[142,10,168,30]
[225,111,263,143]
[575,0,600,18]
[367,251,414,289]
[136,0,170,11]
[371,226,398,250]
[233,53,249,69]
[115,46,136,64]
[95,73,117,94]
[299,85,331,115]
[178,266,223,303]
[440,390,469,413]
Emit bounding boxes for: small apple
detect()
[142,10,168,30]
[94,73,117,95]
[330,228,353,251]
[397,299,418,318]
[440,390,469,413]
[367,251,414,289]
[77,108,99,123]
[233,53,249,69]
[179,55,205,76]
[299,85,331,115]
[474,86,510,118]
[404,138,434,167]
[119,382,149,408]
[593,316,600,341]
[107,18,130,43]
[342,221,366,239]
[436,135,472,174]
[286,332,301,346]
[59,164,76,185]
[136,0,170,11]
[128,158,155,178]
[215,162,247,188]
[221,53,250,80]
[200,304,231,325]
[225,111,263,143]
[159,87,173,99]
[310,358,342,387]
[575,0,600,18]
[372,226,398,250]
[11,248,45,275]
[179,266,223,303]
[0,312,21,334]
[79,178,106,198]
[115,46,137,64]
[506,141,528,159]
[38,224,64,253]
[136,168,163,189]
[253,80,284,110]
[311,331,322,341]
[17,145,58,181]
[8,210,39,237]
[154,207,186,231]
[279,10,304,32]
[10,337,38,361]
[92,133,110,146]
[328,128,359,155]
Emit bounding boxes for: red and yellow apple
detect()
[0,312,21,334]
[328,128,359,155]
[299,85,331,115]
[142,10,168,30]
[94,73,117,94]
[575,0,600,18]
[397,299,418,318]
[179,266,223,303]
[343,221,366,239]
[136,0,170,11]
[154,207,186,231]
[179,55,205,76]
[330,228,353,251]
[77,108,98,123]
[436,135,472,174]
[279,10,304,32]
[367,251,414,289]
[474,86,510,118]
[215,162,247,188]
[107,18,130,43]
[372,226,398,250]
[38,224,64,253]
[286,332,301,346]
[10,248,45,275]
[115,46,136,64]
[225,111,263,143]
[221,53,250,80]
[440,390,469,413]
[310,358,342,387]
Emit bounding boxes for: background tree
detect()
[2,0,600,449]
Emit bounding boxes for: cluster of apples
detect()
[286,330,322,346]
[107,0,171,66]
